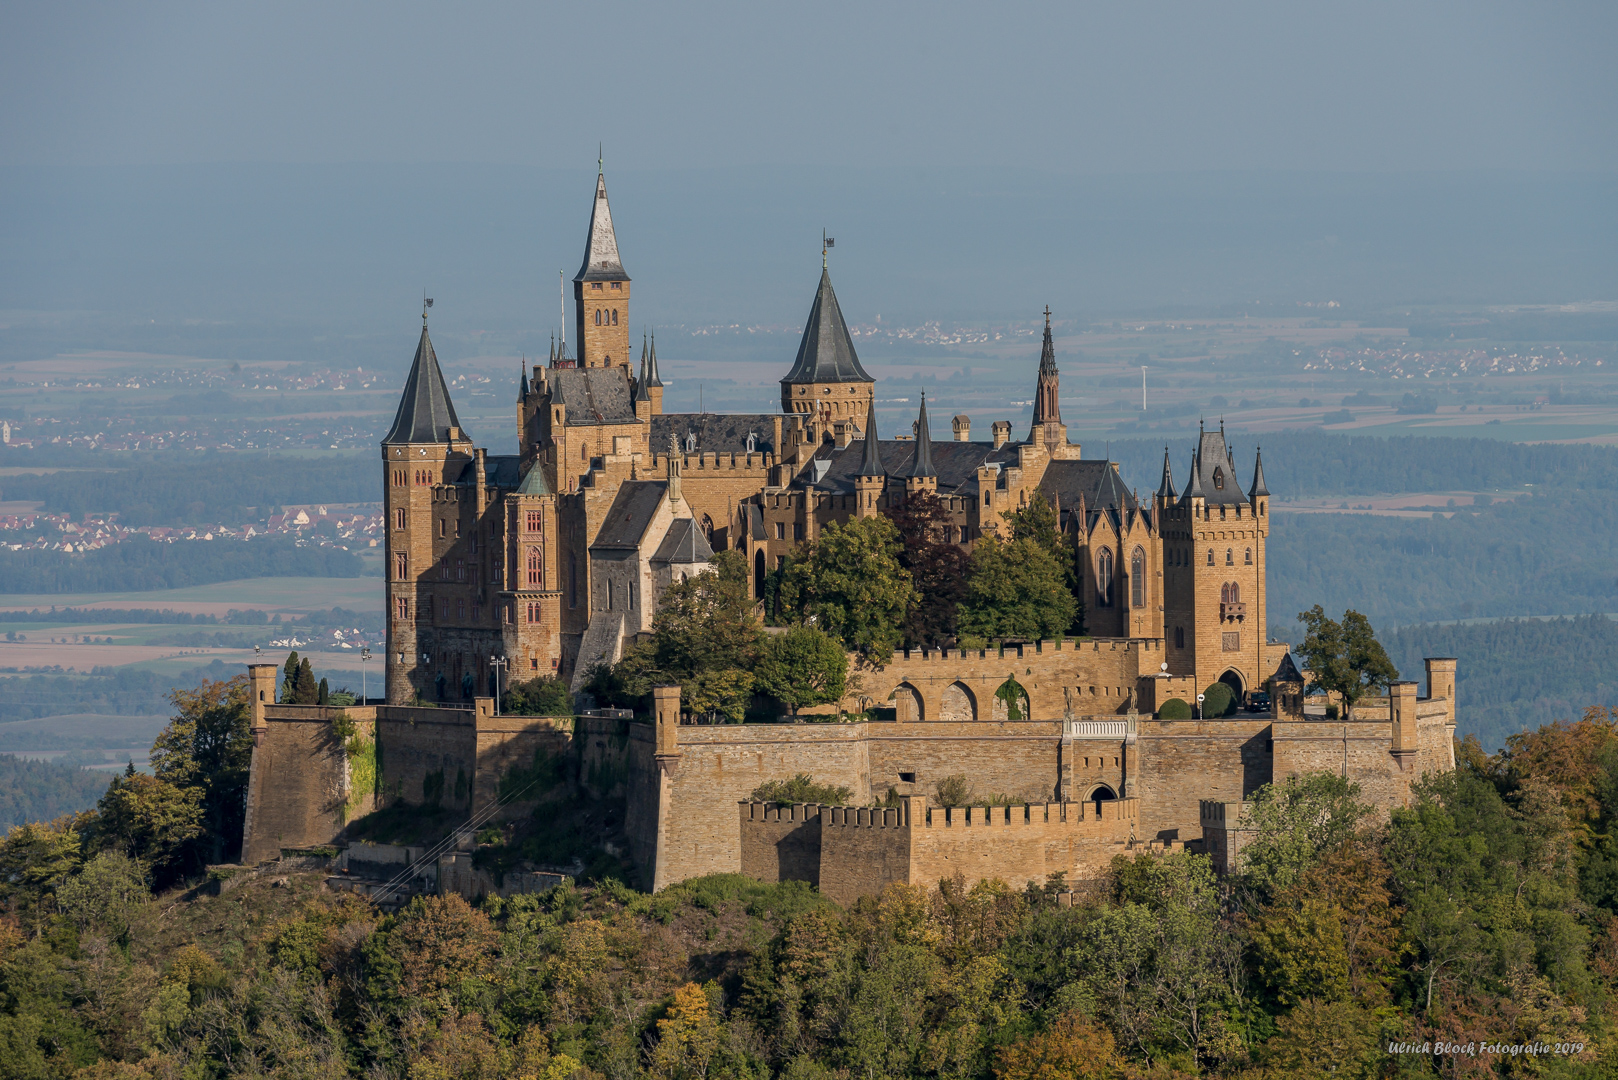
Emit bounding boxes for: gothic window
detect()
[1225,548,1234,566]
[1130,547,1146,607]
[394,552,407,579]
[395,597,409,620]
[1096,548,1114,607]
[527,547,542,586]
[1220,583,1230,604]
[1213,467,1224,490]
[395,508,406,530]
[612,309,618,325]
[1206,548,1214,566]
[1245,546,1253,565]
[700,514,714,543]
[581,444,589,461]
[526,510,542,533]
[1231,583,1241,602]
[594,310,602,325]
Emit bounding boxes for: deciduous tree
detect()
[784,517,914,659]
[756,626,848,718]
[958,534,1075,643]
[152,675,253,866]
[1294,606,1398,719]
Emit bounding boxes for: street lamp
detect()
[360,646,372,704]
[489,655,508,714]
[1195,692,1205,720]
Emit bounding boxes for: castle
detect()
[239,168,1459,899]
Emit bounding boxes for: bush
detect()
[1158,697,1192,720]
[504,676,572,716]
[1201,683,1237,717]
[935,774,973,808]
[750,773,852,807]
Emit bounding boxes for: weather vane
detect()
[422,292,433,324]
[822,229,834,269]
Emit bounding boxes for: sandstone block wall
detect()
[375,706,479,811]
[241,705,362,864]
[1134,718,1273,841]
[739,802,825,887]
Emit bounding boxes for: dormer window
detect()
[1213,467,1224,490]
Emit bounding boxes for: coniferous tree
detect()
[884,490,968,648]
[280,651,300,703]
[294,657,319,705]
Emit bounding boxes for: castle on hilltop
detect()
[238,168,1459,899]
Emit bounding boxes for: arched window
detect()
[611,309,618,325]
[1225,548,1234,565]
[594,309,601,325]
[1231,583,1240,603]
[1096,549,1114,607]
[581,443,589,461]
[1245,546,1253,565]
[1130,547,1145,607]
[527,546,542,586]
[1213,467,1224,490]
[1220,583,1230,604]
[1206,548,1214,566]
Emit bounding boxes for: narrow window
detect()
[775,522,785,540]
[1232,583,1241,602]
[1245,546,1253,565]
[793,522,804,541]
[527,546,542,586]
[394,552,407,579]
[1096,549,1113,607]
[1225,548,1234,566]
[569,557,577,608]
[438,519,445,539]
[1220,582,1230,604]
[595,309,602,325]
[395,596,409,620]
[440,599,449,621]
[456,599,465,621]
[1206,549,1214,566]
[1130,547,1145,608]
[395,508,406,530]
[611,308,618,325]
[456,558,465,581]
[582,443,589,461]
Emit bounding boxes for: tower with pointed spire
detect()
[780,262,875,427]
[574,159,631,370]
[853,395,886,517]
[903,395,938,498]
[1030,307,1068,449]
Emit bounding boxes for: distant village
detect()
[0,502,383,554]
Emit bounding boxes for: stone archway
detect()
[1219,669,1245,702]
[891,683,924,723]
[1086,783,1117,815]
[992,676,1030,722]
[940,681,977,723]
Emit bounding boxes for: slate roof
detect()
[551,368,639,426]
[905,397,937,478]
[1181,426,1249,506]
[452,455,524,489]
[798,439,1014,497]
[781,268,873,386]
[652,413,779,454]
[859,397,884,476]
[383,325,462,444]
[1037,460,1140,515]
[1250,447,1271,498]
[1272,652,1304,685]
[1155,447,1177,500]
[575,171,628,283]
[591,481,667,548]
[653,518,714,564]
[514,461,553,495]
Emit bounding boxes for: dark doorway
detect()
[754,549,766,601]
[1219,669,1245,702]
[1089,783,1117,816]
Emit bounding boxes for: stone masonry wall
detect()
[241,706,358,864]
[1133,718,1273,841]
[738,802,824,887]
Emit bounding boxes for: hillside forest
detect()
[7,669,1618,1078]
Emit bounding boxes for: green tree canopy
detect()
[958,533,1076,643]
[784,516,914,659]
[756,626,849,718]
[651,567,764,679]
[503,676,573,716]
[151,674,254,868]
[1295,606,1399,718]
[884,490,969,648]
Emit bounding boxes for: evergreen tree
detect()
[294,657,319,705]
[884,491,969,648]
[317,677,329,706]
[280,650,300,703]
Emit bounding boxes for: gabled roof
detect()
[653,518,714,565]
[549,368,639,426]
[383,325,462,444]
[592,481,667,548]
[797,439,1015,496]
[1039,460,1142,536]
[652,413,779,455]
[575,171,628,283]
[781,268,873,386]
[454,455,523,489]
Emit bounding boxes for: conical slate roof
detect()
[1155,446,1176,499]
[1038,313,1058,376]
[781,268,873,385]
[906,395,936,478]
[634,337,651,403]
[383,324,462,444]
[574,171,629,283]
[1180,450,1205,500]
[514,461,552,495]
[1250,447,1271,498]
[645,331,663,387]
[859,396,884,477]
[1273,651,1303,685]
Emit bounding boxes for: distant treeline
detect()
[1111,433,1618,498]
[0,606,273,625]
[0,659,234,725]
[1383,615,1618,752]
[1266,492,1618,631]
[0,452,375,526]
[0,536,365,594]
[0,755,111,830]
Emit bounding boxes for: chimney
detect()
[952,415,971,441]
[992,421,1011,449]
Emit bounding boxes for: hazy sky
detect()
[4,1,1615,172]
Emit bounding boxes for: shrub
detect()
[1158,697,1192,720]
[750,773,852,807]
[1201,683,1237,717]
[935,774,973,808]
[505,676,573,716]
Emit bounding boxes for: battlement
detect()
[651,450,774,475]
[740,796,1139,903]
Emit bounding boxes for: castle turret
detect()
[780,263,874,422]
[574,163,631,371]
[854,396,885,517]
[904,394,937,497]
[645,331,664,414]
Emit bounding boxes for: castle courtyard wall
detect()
[1132,718,1273,841]
[241,706,371,864]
